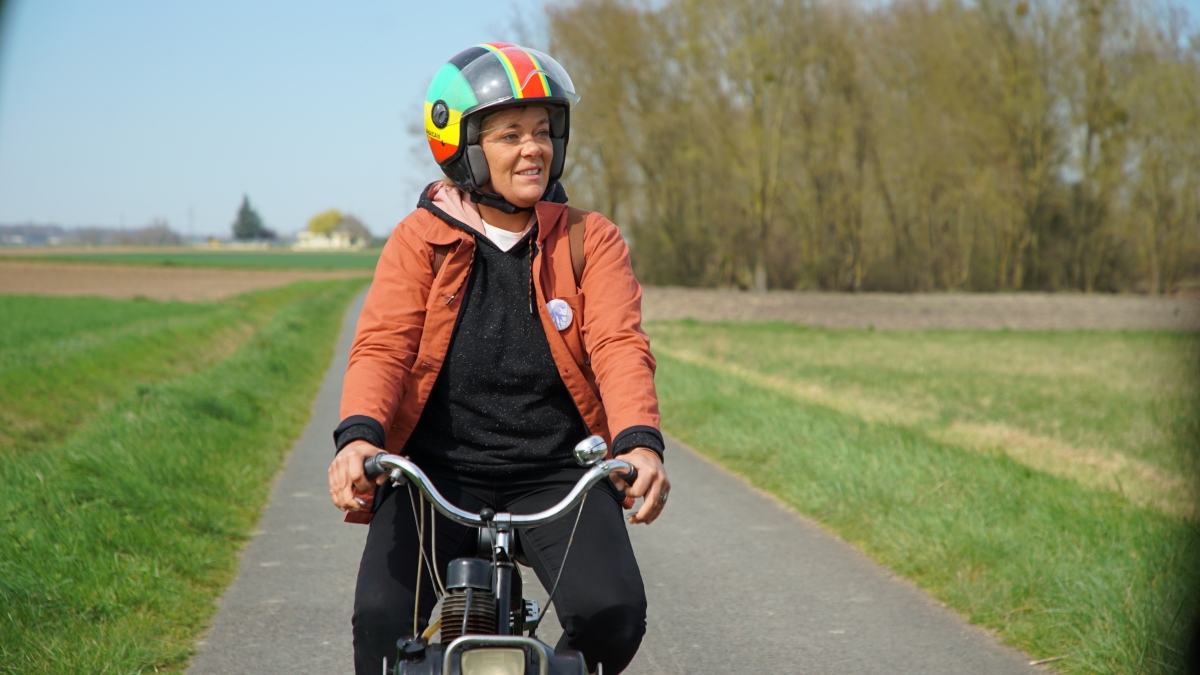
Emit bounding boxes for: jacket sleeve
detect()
[577,213,663,457]
[339,218,434,437]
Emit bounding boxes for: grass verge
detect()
[649,321,1200,674]
[0,293,281,456]
[0,279,366,674]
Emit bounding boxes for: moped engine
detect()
[440,558,496,643]
[394,557,588,674]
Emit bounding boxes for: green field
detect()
[648,321,1200,674]
[18,248,381,270]
[3,286,1195,673]
[0,280,367,673]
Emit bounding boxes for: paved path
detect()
[186,291,368,674]
[188,294,1039,674]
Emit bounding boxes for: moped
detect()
[362,435,638,675]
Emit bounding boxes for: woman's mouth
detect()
[517,168,541,177]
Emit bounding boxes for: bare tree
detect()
[538,0,1200,293]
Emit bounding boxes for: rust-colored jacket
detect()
[340,196,660,468]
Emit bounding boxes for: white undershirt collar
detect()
[481,216,536,252]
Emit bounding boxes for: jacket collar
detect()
[417,182,475,245]
[417,181,570,246]
[534,202,569,244]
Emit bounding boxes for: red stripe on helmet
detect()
[430,140,458,163]
[503,48,549,99]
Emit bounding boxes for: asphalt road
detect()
[187,292,1039,675]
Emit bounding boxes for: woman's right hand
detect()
[328,440,389,512]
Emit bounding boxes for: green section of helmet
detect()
[425,63,479,114]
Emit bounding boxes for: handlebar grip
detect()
[364,452,388,480]
[620,464,638,486]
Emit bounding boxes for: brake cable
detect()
[407,484,446,599]
[428,498,444,596]
[529,492,587,639]
[412,490,424,637]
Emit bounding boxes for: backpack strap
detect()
[432,244,451,277]
[566,207,587,288]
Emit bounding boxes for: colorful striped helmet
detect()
[424,43,579,195]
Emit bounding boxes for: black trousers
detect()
[352,466,647,675]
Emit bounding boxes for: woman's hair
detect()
[478,105,549,138]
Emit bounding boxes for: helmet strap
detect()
[468,188,533,215]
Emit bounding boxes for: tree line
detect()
[546,0,1200,292]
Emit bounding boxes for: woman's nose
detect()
[520,137,542,157]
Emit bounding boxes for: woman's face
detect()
[479,106,553,208]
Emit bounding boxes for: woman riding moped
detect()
[326,43,670,675]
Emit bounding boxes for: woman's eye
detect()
[535,129,551,139]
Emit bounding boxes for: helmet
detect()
[424,43,579,212]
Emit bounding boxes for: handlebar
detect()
[364,452,638,529]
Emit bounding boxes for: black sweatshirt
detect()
[401,226,590,475]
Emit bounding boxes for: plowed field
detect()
[0,261,369,301]
[641,286,1200,331]
[3,259,1196,330]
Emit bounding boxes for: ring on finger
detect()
[656,492,669,505]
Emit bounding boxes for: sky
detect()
[1,0,1197,239]
[0,0,552,237]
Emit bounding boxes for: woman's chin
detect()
[501,185,546,208]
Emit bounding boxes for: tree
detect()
[532,0,1200,293]
[232,195,273,240]
[307,209,343,235]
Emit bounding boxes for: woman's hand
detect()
[610,447,670,525]
[328,440,389,512]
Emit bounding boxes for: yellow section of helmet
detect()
[424,101,463,142]
[424,101,464,163]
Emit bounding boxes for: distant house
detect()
[293,212,371,251]
[292,229,368,251]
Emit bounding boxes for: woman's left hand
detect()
[611,447,670,525]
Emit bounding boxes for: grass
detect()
[0,279,366,674]
[651,323,1200,515]
[0,295,257,456]
[648,321,1200,675]
[11,249,381,270]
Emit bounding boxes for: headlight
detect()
[460,647,525,675]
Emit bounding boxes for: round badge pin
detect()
[547,298,573,331]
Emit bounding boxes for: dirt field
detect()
[642,287,1200,331]
[3,260,1196,330]
[0,261,369,302]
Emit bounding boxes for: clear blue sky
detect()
[1,0,1197,238]
[0,0,553,237]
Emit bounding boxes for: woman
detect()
[327,43,670,675]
